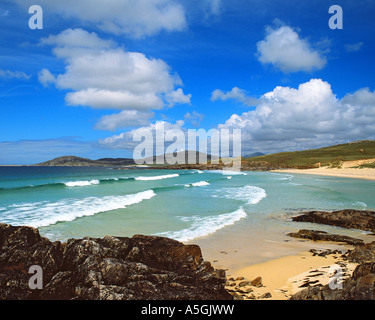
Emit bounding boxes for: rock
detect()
[250,276,262,287]
[238,280,252,287]
[347,242,375,263]
[0,223,232,300]
[259,292,272,299]
[287,229,364,246]
[231,292,244,300]
[292,209,375,232]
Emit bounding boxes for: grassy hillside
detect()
[244,140,375,169]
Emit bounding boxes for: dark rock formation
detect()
[287,229,364,246]
[0,224,232,300]
[292,209,375,232]
[346,242,375,264]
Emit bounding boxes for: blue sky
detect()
[0,0,374,164]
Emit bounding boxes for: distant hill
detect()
[33,140,375,170]
[33,151,216,167]
[142,151,218,165]
[242,140,375,170]
[244,152,265,158]
[34,156,135,167]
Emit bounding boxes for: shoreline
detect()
[272,167,375,181]
[223,249,357,300]
[197,236,360,300]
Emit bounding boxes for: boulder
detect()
[287,229,364,246]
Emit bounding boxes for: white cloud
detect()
[256,25,327,73]
[0,69,30,80]
[99,120,186,151]
[184,111,205,127]
[95,110,154,131]
[211,87,257,106]
[38,69,56,87]
[15,0,187,38]
[65,89,164,110]
[345,42,364,52]
[39,28,191,128]
[166,88,192,106]
[218,79,375,154]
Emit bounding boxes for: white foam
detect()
[216,185,267,205]
[183,181,210,187]
[191,181,210,187]
[226,176,232,180]
[1,190,156,228]
[354,201,367,208]
[157,207,247,242]
[64,180,100,187]
[135,174,179,181]
[271,173,294,181]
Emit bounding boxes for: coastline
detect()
[272,167,375,181]
[192,207,375,300]
[196,236,361,300]
[227,250,357,300]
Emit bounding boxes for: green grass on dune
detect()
[244,140,375,169]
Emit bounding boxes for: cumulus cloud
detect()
[166,88,192,106]
[218,79,375,154]
[95,110,154,131]
[15,0,187,38]
[38,69,56,87]
[99,120,186,151]
[211,87,258,106]
[256,25,327,73]
[39,28,191,130]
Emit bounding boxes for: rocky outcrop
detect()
[290,261,375,300]
[0,224,232,300]
[287,229,364,246]
[292,209,375,232]
[346,242,375,264]
[290,242,375,300]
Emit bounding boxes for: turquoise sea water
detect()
[0,167,374,248]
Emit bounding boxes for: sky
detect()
[0,0,374,164]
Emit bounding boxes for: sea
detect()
[0,167,374,253]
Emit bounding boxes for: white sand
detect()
[273,167,375,181]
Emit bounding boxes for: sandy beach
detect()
[224,249,358,300]
[201,235,363,300]
[273,165,375,181]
